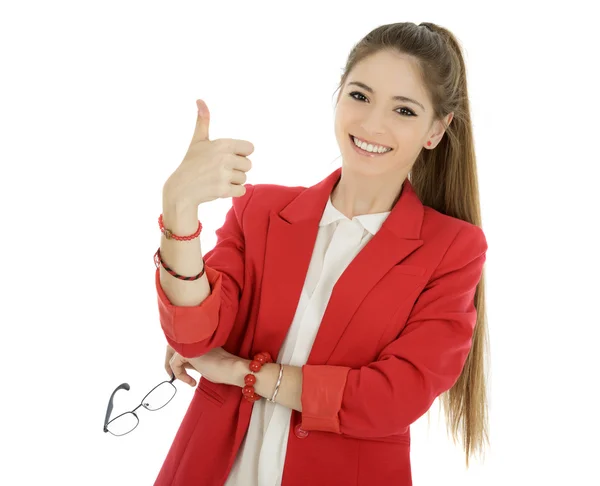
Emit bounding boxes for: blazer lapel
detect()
[251,167,425,364]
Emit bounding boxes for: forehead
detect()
[347,50,427,100]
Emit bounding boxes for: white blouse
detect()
[224,195,391,486]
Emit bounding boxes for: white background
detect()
[1,0,599,484]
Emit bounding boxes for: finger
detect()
[214,138,255,157]
[228,183,247,198]
[165,346,175,376]
[227,155,253,174]
[191,99,211,144]
[229,168,248,186]
[170,356,197,387]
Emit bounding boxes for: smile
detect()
[349,134,393,156]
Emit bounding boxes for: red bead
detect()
[241,351,273,403]
[255,352,273,363]
[244,392,259,403]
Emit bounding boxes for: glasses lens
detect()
[142,382,176,411]
[106,412,139,436]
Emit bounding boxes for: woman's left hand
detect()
[169,346,241,387]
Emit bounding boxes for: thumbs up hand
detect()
[163,99,254,210]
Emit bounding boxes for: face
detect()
[334,49,453,178]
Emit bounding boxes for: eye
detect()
[349,91,368,102]
[348,91,416,117]
[397,107,416,117]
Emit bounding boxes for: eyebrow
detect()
[347,81,425,111]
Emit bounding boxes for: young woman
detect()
[153,21,489,486]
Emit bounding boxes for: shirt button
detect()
[294,424,309,439]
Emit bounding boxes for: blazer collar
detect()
[279,167,424,240]
[319,196,390,235]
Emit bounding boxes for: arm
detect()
[233,359,304,413]
[298,225,488,437]
[156,184,255,358]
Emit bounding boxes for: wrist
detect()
[161,196,198,234]
[162,194,194,216]
[232,358,252,388]
[162,178,197,212]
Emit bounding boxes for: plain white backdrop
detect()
[1,0,599,484]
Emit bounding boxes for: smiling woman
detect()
[153,21,489,486]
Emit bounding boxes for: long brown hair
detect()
[333,22,489,468]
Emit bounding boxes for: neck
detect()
[330,167,408,219]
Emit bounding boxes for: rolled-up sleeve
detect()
[301,225,487,437]
[156,184,255,358]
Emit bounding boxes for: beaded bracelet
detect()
[155,213,205,281]
[158,213,202,241]
[242,352,283,403]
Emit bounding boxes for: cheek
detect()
[392,127,424,156]
[333,115,352,145]
[333,109,347,132]
[334,102,357,127]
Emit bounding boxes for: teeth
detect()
[352,136,391,154]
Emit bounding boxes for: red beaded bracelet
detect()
[155,213,205,281]
[158,213,202,241]
[242,352,273,403]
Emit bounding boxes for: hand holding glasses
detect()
[103,371,178,436]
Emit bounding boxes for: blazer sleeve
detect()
[300,224,488,437]
[155,184,255,358]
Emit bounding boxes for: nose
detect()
[359,110,386,138]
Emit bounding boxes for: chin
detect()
[342,159,391,181]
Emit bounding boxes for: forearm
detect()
[234,359,303,413]
[159,189,210,306]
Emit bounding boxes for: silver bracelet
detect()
[267,363,284,403]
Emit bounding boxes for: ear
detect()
[426,112,454,149]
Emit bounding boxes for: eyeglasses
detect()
[103,371,177,436]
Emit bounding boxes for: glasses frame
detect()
[103,371,178,436]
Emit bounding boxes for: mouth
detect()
[348,134,393,156]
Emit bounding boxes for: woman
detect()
[154,21,489,486]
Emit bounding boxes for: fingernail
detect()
[197,101,206,117]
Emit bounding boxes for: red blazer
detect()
[153,167,487,486]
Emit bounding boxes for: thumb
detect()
[192,99,210,143]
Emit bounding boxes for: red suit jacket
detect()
[153,167,487,485]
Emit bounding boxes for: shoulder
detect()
[232,181,307,214]
[253,181,306,204]
[421,205,487,257]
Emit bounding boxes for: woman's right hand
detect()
[164,344,177,378]
[165,344,196,386]
[163,99,254,209]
